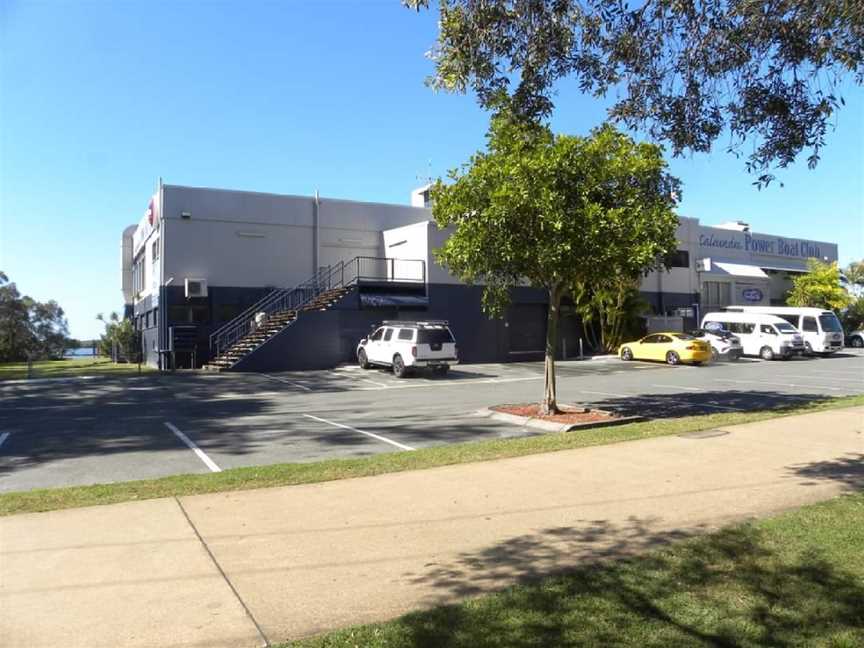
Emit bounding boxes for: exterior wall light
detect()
[180,211,191,219]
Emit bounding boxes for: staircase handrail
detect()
[208,256,426,362]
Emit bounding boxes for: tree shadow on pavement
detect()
[576,390,831,419]
[787,453,864,490]
[390,519,864,648]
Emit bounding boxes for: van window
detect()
[704,321,724,332]
[802,317,818,332]
[397,329,414,341]
[383,328,394,341]
[727,322,754,335]
[819,313,843,332]
[369,328,384,341]
[775,322,797,333]
[777,314,798,326]
[760,325,777,335]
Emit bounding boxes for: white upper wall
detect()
[381,220,462,285]
[158,185,431,291]
[641,215,839,295]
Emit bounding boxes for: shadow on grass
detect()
[388,522,864,647]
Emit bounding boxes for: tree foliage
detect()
[96,312,139,362]
[405,0,863,185]
[844,259,864,286]
[0,272,71,362]
[431,116,679,412]
[786,258,852,311]
[574,278,650,352]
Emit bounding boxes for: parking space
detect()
[1,352,862,492]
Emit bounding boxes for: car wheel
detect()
[692,361,702,366]
[804,342,813,356]
[620,347,633,361]
[665,351,680,365]
[392,354,407,379]
[851,336,863,348]
[759,346,774,361]
[358,349,370,370]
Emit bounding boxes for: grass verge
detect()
[1,394,861,517]
[0,357,154,381]
[285,492,864,647]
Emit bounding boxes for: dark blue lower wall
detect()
[232,283,584,372]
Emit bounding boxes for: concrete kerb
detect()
[477,406,645,433]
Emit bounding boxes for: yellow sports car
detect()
[618,332,712,366]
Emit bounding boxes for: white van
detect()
[724,306,844,355]
[701,312,805,360]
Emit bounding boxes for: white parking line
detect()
[780,374,864,385]
[0,432,10,449]
[163,422,222,472]
[650,384,702,392]
[302,414,415,451]
[715,378,848,392]
[258,374,313,391]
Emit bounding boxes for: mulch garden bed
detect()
[491,403,621,425]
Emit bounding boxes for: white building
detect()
[121,183,838,370]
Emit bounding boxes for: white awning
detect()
[710,261,769,279]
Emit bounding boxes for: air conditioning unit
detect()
[695,258,712,272]
[184,278,208,298]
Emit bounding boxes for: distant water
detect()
[64,347,98,358]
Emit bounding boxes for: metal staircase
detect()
[205,256,424,371]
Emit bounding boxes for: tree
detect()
[430,116,679,413]
[405,0,863,186]
[574,276,650,353]
[0,272,70,362]
[786,258,852,311]
[841,296,864,332]
[96,312,138,362]
[844,260,864,285]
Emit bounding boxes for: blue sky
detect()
[1,1,862,339]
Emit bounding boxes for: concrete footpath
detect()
[2,407,862,648]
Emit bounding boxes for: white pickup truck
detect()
[357,320,459,378]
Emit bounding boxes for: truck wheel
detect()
[804,342,814,356]
[760,346,774,361]
[393,354,407,379]
[358,349,370,370]
[435,365,450,376]
[665,351,680,365]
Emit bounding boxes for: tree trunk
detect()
[541,284,562,415]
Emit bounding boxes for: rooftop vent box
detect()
[185,278,208,298]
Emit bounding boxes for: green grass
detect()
[1,394,861,517]
[287,492,864,647]
[0,357,154,381]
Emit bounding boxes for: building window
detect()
[665,250,690,268]
[702,281,731,307]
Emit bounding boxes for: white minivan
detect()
[701,312,805,360]
[724,306,844,356]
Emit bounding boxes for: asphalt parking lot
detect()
[1,351,863,492]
